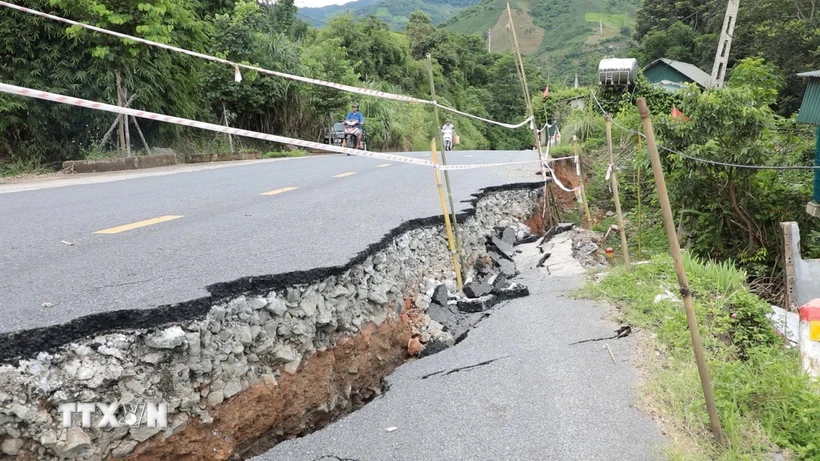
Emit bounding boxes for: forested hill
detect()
[441,0,641,86]
[298,0,481,30]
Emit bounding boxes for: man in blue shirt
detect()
[345,103,365,148]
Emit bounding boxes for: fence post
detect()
[638,97,725,446]
[605,115,630,269]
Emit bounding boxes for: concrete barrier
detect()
[781,222,820,310]
[185,152,262,163]
[62,154,175,173]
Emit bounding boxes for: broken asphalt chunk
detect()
[457,294,499,313]
[491,235,515,259]
[463,281,493,299]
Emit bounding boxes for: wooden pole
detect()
[123,86,131,157]
[131,116,151,154]
[637,97,725,446]
[605,115,630,269]
[506,2,556,228]
[636,132,643,257]
[573,138,593,228]
[100,93,136,150]
[427,55,467,284]
[115,70,125,153]
[223,102,235,153]
[432,138,464,292]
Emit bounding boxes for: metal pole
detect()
[427,55,467,285]
[637,98,725,446]
[115,70,125,154]
[814,127,820,203]
[432,138,464,292]
[605,115,630,269]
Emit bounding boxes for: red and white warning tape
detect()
[0,82,540,171]
[0,1,532,130]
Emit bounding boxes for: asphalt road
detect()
[0,150,538,333]
[254,238,666,461]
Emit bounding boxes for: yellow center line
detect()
[94,215,184,235]
[260,187,298,196]
[377,164,392,168]
[333,172,357,178]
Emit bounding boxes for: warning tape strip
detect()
[0,82,540,171]
[0,1,532,129]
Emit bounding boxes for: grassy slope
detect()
[443,0,639,85]
[300,0,482,29]
[581,253,820,460]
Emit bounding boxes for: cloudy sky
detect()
[294,0,358,8]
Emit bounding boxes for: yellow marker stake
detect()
[431,139,463,292]
[94,215,183,234]
[260,187,298,196]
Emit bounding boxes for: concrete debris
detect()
[431,284,449,306]
[53,427,92,458]
[1,438,24,455]
[144,326,187,349]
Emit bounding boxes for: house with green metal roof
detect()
[797,70,820,217]
[643,58,712,91]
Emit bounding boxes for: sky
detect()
[294,0,358,8]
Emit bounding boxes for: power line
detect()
[589,91,820,171]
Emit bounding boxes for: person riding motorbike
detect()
[441,119,456,151]
[344,103,365,149]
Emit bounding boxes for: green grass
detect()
[584,12,631,29]
[0,158,55,177]
[263,150,308,159]
[580,254,820,460]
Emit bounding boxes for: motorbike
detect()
[441,129,454,151]
[343,119,365,153]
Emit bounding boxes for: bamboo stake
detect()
[605,115,630,270]
[427,55,466,284]
[223,102,235,153]
[100,93,136,149]
[637,132,642,258]
[506,2,555,228]
[115,70,125,153]
[637,98,725,446]
[573,138,593,228]
[131,116,151,154]
[123,86,131,157]
[432,138,464,292]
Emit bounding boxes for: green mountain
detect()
[299,0,482,30]
[441,0,641,85]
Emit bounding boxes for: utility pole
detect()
[710,0,740,88]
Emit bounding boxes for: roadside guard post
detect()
[799,298,820,379]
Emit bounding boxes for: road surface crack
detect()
[569,326,632,345]
[421,355,511,380]
[312,455,361,461]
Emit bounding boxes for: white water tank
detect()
[598,58,638,86]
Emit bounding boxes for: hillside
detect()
[299,0,481,30]
[442,0,641,85]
